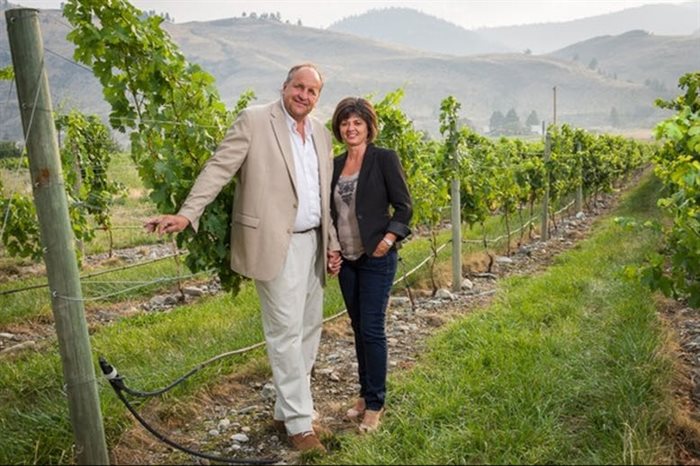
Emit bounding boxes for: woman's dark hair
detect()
[331,97,379,143]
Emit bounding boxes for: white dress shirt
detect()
[282,104,321,232]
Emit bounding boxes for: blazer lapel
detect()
[270,100,297,196]
[332,153,347,187]
[357,144,376,192]
[311,118,329,186]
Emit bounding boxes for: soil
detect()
[3,182,699,464]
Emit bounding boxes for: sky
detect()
[12,0,697,30]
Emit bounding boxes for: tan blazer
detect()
[178,99,339,282]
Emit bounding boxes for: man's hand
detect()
[144,214,190,235]
[327,250,342,276]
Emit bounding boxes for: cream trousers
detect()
[255,229,323,435]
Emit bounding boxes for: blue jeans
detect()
[338,249,398,411]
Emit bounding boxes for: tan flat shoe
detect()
[345,398,366,420]
[358,408,384,434]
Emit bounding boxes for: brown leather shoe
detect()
[288,431,326,454]
[272,419,331,438]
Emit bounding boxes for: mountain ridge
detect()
[0,3,694,142]
[329,3,699,54]
[328,7,512,56]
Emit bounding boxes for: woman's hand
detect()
[327,250,342,276]
[372,233,397,257]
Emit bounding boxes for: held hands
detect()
[143,214,190,235]
[327,250,342,277]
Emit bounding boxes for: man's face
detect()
[282,67,322,122]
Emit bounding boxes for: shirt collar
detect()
[281,100,313,137]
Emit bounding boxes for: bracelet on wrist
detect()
[382,237,394,247]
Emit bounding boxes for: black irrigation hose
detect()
[101,357,198,398]
[99,357,280,465]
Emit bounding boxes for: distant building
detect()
[530,125,543,135]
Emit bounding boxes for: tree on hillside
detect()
[502,108,522,135]
[588,58,598,70]
[140,9,172,22]
[525,110,540,128]
[489,110,504,135]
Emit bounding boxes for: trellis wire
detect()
[53,269,213,302]
[0,252,180,296]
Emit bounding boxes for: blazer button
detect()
[357,214,363,220]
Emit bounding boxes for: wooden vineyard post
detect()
[575,141,584,214]
[6,8,109,464]
[451,148,462,292]
[540,131,551,241]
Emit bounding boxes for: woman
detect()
[330,97,413,433]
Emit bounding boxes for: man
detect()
[145,63,341,454]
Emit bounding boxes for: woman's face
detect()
[339,113,368,147]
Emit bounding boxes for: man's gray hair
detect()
[283,63,324,89]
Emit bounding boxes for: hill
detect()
[478,2,699,53]
[327,3,698,55]
[132,16,675,134]
[0,4,108,141]
[548,29,698,90]
[0,7,680,142]
[327,7,511,55]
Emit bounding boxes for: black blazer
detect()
[331,144,413,255]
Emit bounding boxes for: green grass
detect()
[328,173,674,464]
